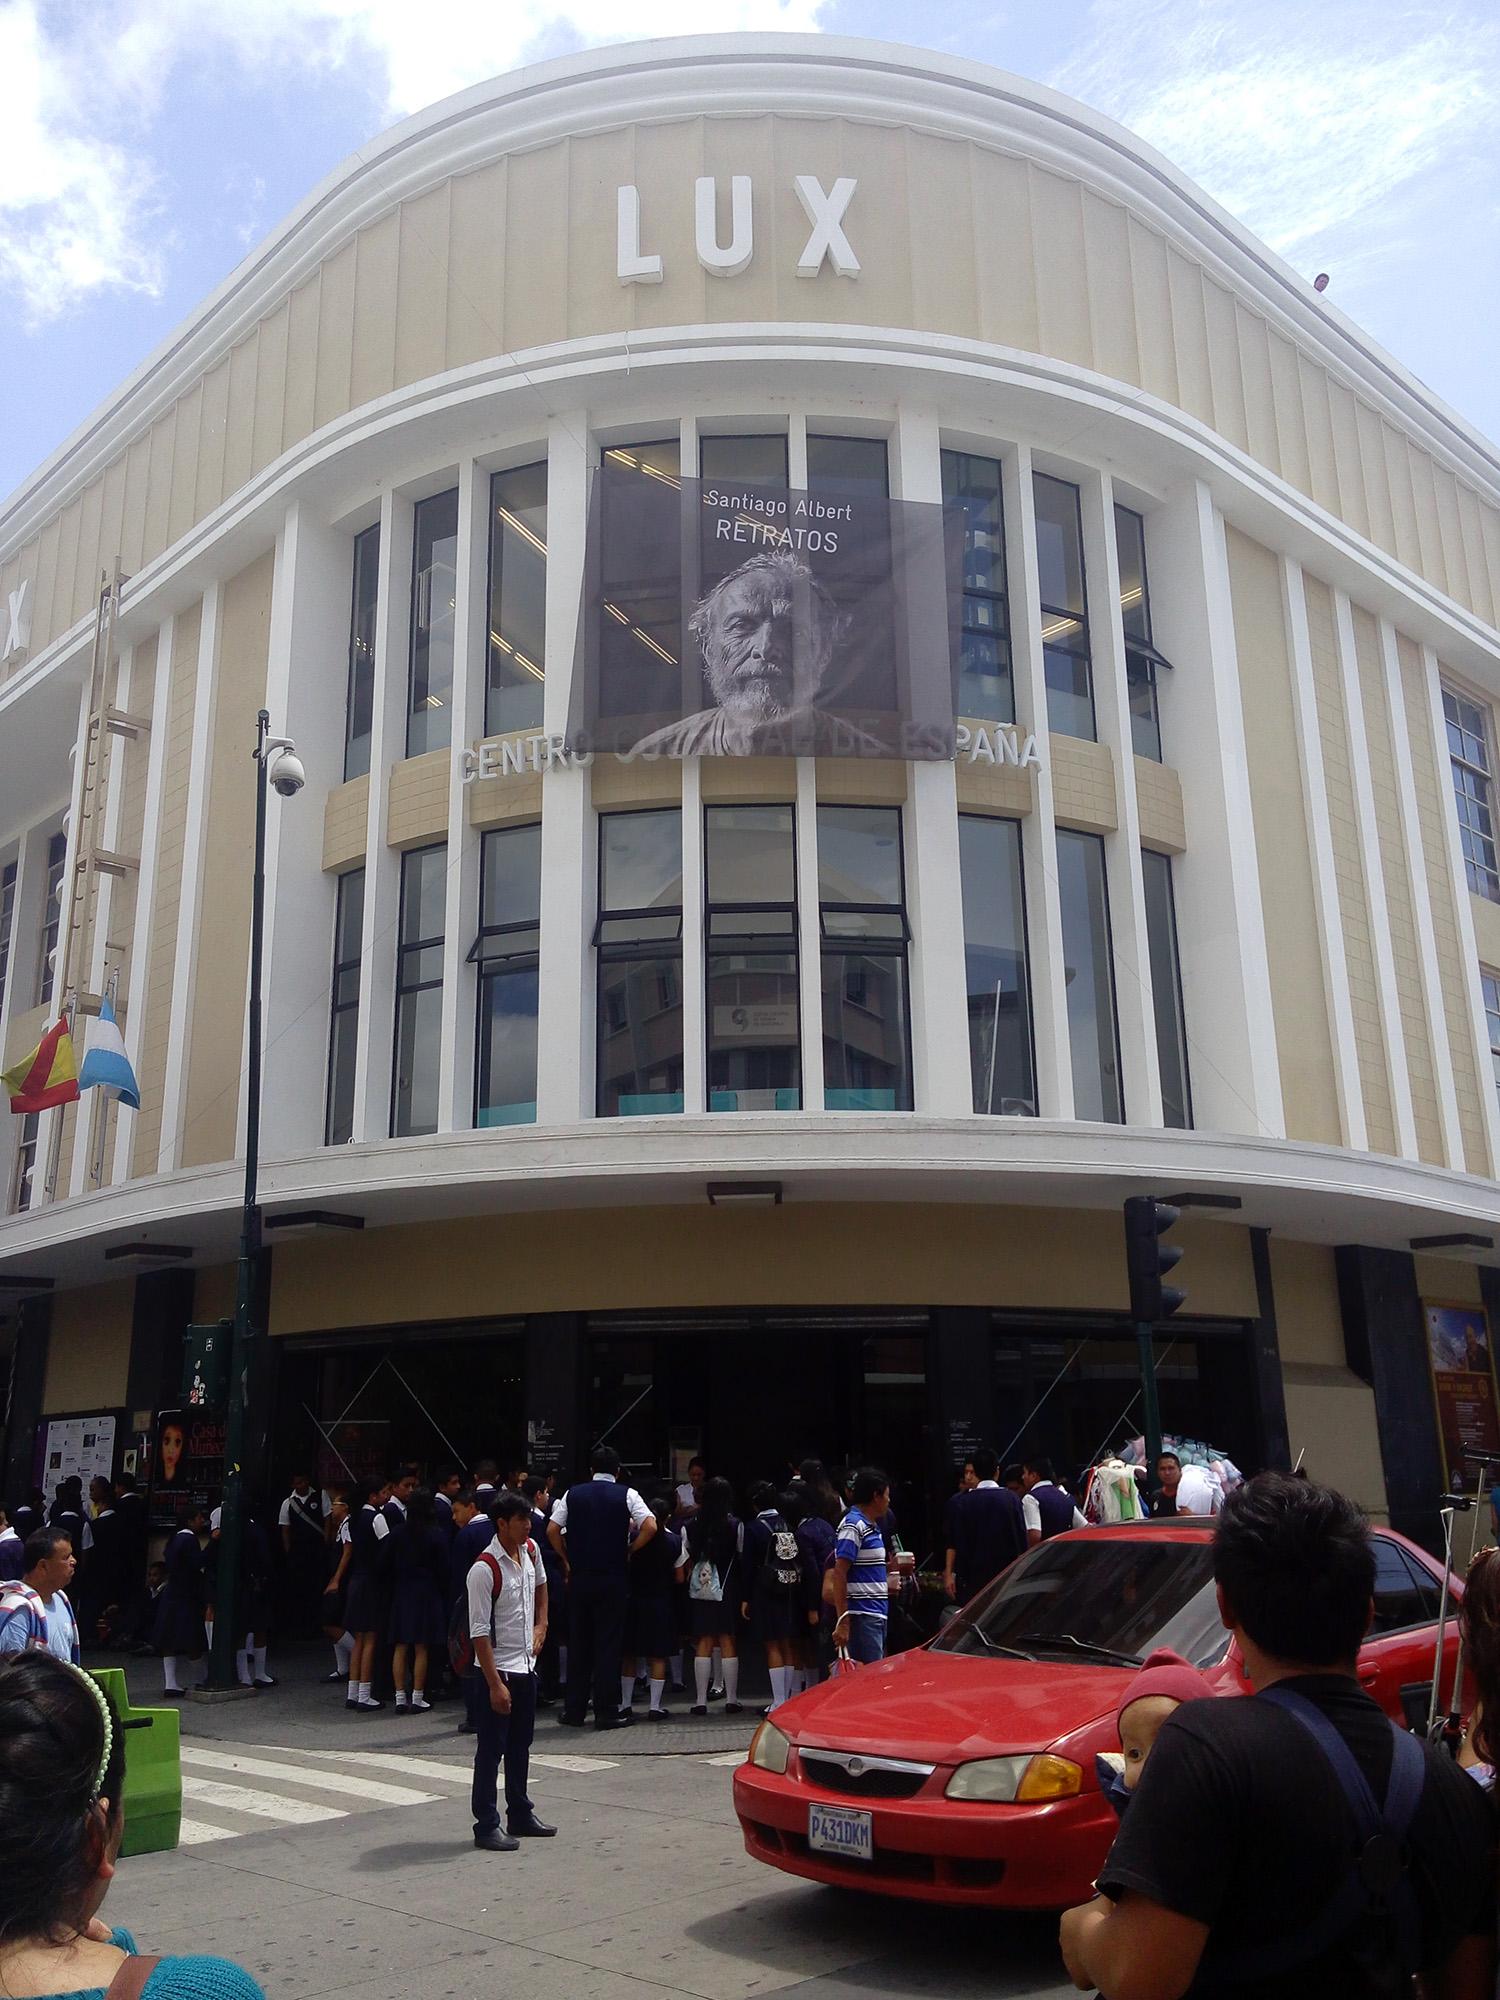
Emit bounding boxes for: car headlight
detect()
[945,1753,1083,1803]
[749,1721,791,1775]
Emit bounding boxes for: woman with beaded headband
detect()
[0,1652,264,1997]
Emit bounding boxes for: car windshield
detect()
[931,1535,1227,1669]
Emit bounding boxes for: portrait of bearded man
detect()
[627,551,897,758]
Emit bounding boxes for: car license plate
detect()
[808,1803,873,1862]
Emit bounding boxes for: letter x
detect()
[793,176,860,278]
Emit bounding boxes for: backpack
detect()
[765,1520,803,1601]
[447,1543,537,1675]
[689,1557,723,1603]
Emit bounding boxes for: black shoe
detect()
[507,1817,557,1839]
[708,1685,725,1702]
[724,1701,743,1715]
[593,1716,626,1732]
[556,1714,587,1728]
[457,1721,477,1735]
[690,1704,708,1716]
[254,1677,277,1689]
[473,1828,519,1852]
[615,1707,634,1724]
[346,1698,359,1710]
[322,1670,344,1684]
[648,1707,669,1721]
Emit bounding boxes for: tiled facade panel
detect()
[1227,530,1341,1146]
[131,607,201,1176]
[6,110,1500,668]
[1303,576,1397,1154]
[1398,634,1491,1175]
[1350,607,1443,1165]
[1049,737,1117,834]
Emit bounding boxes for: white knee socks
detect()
[694,1656,712,1705]
[334,1632,354,1675]
[769,1665,790,1706]
[722,1657,740,1706]
[620,1674,635,1712]
[163,1656,182,1693]
[649,1677,665,1711]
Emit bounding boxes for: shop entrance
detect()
[584,1312,936,1555]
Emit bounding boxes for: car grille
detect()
[798,1749,935,1800]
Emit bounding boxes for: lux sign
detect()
[617,176,859,284]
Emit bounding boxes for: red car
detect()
[733,1520,1460,1910]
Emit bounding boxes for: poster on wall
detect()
[1425,1301,1500,1491]
[34,1413,118,1496]
[569,458,958,761]
[149,1407,227,1529]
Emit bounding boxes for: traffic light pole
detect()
[1135,1318,1163,1475]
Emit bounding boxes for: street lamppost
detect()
[205,709,304,1692]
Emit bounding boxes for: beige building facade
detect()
[3,36,1500,1546]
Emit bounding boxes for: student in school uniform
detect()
[676,1477,744,1715]
[788,1480,835,1686]
[622,1494,680,1720]
[343,1475,394,1711]
[388,1488,448,1713]
[742,1484,805,1714]
[449,1489,492,1733]
[466,1492,552,1851]
[524,1475,568,1705]
[320,1489,354,1687]
[154,1505,209,1695]
[278,1471,326,1636]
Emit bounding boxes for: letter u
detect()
[694,176,753,277]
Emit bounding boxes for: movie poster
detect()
[149,1406,227,1529]
[569,459,959,760]
[1425,1302,1500,1491]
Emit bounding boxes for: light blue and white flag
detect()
[78,995,141,1110]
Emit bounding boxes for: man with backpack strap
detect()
[0,1529,81,1664]
[463,1492,551,1852]
[1059,1472,1496,2000]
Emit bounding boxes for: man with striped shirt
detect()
[830,1469,891,1665]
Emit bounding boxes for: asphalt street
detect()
[105,1647,1077,1999]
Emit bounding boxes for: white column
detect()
[351,492,413,1142]
[110,617,174,1186]
[1281,561,1367,1152]
[438,459,486,1134]
[893,408,970,1117]
[794,755,825,1111]
[680,755,706,1115]
[1332,589,1417,1158]
[536,412,593,1125]
[1145,480,1281,1138]
[257,502,353,1162]
[1079,470,1160,1128]
[1377,618,1464,1169]
[69,643,136,1198]
[1418,644,1500,1176]
[157,583,221,1173]
[1006,445,1072,1119]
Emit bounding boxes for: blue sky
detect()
[3,0,1498,505]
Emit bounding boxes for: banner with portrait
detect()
[569,459,959,760]
[1424,1301,1500,1491]
[149,1406,227,1530]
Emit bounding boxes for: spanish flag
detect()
[3,1015,80,1114]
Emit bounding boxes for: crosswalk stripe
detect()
[180,1746,437,1805]
[291,1746,619,1780]
[179,1775,346,1824]
[176,1819,239,1845]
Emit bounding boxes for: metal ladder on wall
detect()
[41,564,150,1199]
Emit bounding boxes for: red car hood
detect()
[782,1648,1152,1764]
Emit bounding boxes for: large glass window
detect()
[1033,474,1094,742]
[596,810,684,1117]
[1115,505,1173,763]
[343,525,379,781]
[324,867,365,1146]
[818,805,911,1111]
[1141,848,1191,1129]
[1482,969,1500,1115]
[698,434,788,486]
[943,450,1012,723]
[0,859,16,1017]
[1056,828,1121,1122]
[473,824,541,1127]
[391,844,446,1137]
[1444,688,1500,901]
[486,463,547,737]
[600,439,682,719]
[806,434,889,495]
[36,831,65,1007]
[958,816,1035,1115]
[705,805,800,1112]
[407,490,459,758]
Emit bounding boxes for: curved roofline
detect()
[5,31,1499,554]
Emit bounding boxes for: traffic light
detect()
[1123,1196,1185,1323]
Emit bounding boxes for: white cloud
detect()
[0,0,826,323]
[1050,0,1500,272]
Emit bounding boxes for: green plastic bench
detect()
[87,1667,181,1856]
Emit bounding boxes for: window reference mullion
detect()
[391,844,446,1137]
[324,867,365,1147]
[1141,848,1192,1129]
[817,804,912,1112]
[597,809,685,1117]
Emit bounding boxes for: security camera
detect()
[269,752,306,798]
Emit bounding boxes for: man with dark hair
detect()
[829,1468,891,1664]
[449,1488,490,1735]
[0,1528,80,1663]
[947,1447,1026,1605]
[548,1445,656,1731]
[940,1458,978,1600]
[1150,1451,1184,1518]
[1060,1472,1497,1998]
[1022,1455,1087,1546]
[467,1490,551,1851]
